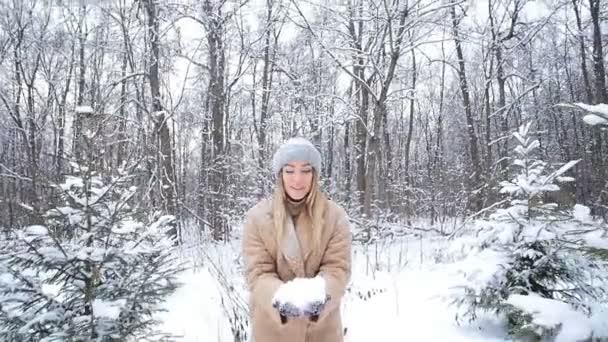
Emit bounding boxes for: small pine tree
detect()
[451,122,605,340]
[0,162,181,340]
[494,122,579,222]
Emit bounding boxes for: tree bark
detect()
[144,0,177,238]
[450,2,483,212]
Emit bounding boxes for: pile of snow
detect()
[506,294,592,342]
[272,276,326,310]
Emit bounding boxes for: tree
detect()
[0,132,180,340]
[144,0,178,233]
[450,1,483,212]
[450,122,604,340]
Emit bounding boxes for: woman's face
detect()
[281,160,314,201]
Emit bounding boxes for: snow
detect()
[583,114,608,126]
[506,294,592,342]
[60,176,84,190]
[573,204,592,222]
[158,237,514,342]
[559,102,608,126]
[272,276,326,310]
[24,225,48,236]
[157,221,608,342]
[75,106,94,114]
[92,299,126,320]
[572,102,608,119]
[41,284,61,298]
[19,312,61,333]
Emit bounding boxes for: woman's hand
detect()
[272,298,302,323]
[302,294,331,322]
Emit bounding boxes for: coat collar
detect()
[280,211,314,277]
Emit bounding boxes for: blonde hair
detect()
[272,171,326,255]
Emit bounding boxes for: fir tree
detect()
[451,122,605,340]
[0,123,181,341]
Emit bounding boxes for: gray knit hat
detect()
[272,137,322,175]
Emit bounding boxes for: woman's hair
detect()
[272,171,326,255]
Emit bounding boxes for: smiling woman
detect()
[241,137,352,342]
[281,161,314,201]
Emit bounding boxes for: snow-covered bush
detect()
[450,122,607,341]
[0,164,181,341]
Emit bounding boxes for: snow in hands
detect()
[272,276,329,322]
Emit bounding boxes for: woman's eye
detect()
[284,170,294,174]
[302,169,312,173]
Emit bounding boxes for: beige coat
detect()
[242,196,352,342]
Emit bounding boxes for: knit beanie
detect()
[271,137,322,175]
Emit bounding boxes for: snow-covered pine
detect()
[0,164,181,341]
[449,122,607,341]
[494,122,579,222]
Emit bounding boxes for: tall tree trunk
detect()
[144,0,177,239]
[488,0,509,176]
[402,42,416,218]
[257,0,275,176]
[589,0,607,103]
[572,0,594,103]
[205,0,228,241]
[344,114,351,200]
[54,40,75,180]
[116,52,128,168]
[347,0,369,214]
[363,1,409,216]
[404,41,416,189]
[73,2,87,163]
[588,0,607,216]
[450,2,483,212]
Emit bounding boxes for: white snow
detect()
[24,225,48,236]
[158,237,514,342]
[506,294,592,342]
[157,227,608,342]
[92,299,126,320]
[573,103,608,117]
[583,114,608,126]
[75,106,94,114]
[272,276,326,310]
[573,204,592,222]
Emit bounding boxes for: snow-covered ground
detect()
[157,231,608,341]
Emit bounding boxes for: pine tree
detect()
[0,125,181,340]
[451,122,605,340]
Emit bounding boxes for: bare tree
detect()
[144,0,177,239]
[450,1,483,212]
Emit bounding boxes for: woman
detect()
[242,137,352,342]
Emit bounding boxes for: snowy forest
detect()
[0,0,608,340]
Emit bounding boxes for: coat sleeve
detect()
[242,211,284,326]
[316,211,352,323]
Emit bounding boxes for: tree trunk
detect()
[144,0,177,240]
[205,0,228,241]
[589,0,607,104]
[588,0,607,216]
[450,2,483,212]
[73,2,87,163]
[257,0,275,175]
[572,0,594,103]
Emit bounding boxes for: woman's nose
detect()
[292,172,303,184]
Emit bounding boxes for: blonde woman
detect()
[242,137,352,342]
